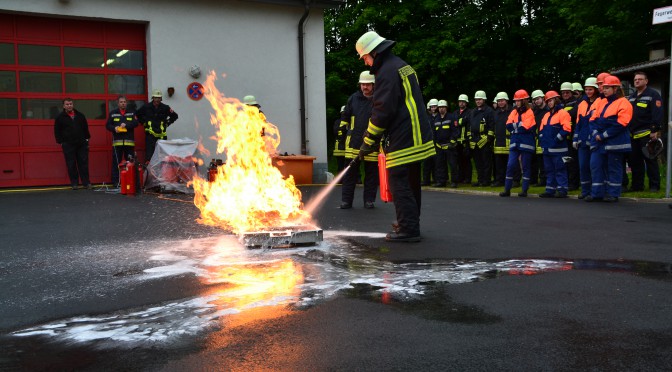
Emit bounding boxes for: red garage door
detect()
[0,13,147,188]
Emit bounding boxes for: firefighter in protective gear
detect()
[499,90,536,197]
[355,30,434,242]
[332,105,348,173]
[586,76,632,202]
[422,98,440,185]
[559,81,579,191]
[573,77,599,199]
[538,91,572,198]
[136,89,178,162]
[340,71,378,210]
[465,90,495,186]
[454,94,472,184]
[493,91,513,187]
[530,89,547,186]
[572,82,584,99]
[106,95,139,186]
[432,100,459,187]
[627,71,663,192]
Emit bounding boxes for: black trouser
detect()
[145,134,166,163]
[341,159,379,205]
[472,144,493,185]
[61,141,90,187]
[421,155,435,185]
[111,145,135,186]
[335,156,346,174]
[434,147,458,185]
[456,143,471,183]
[567,145,580,189]
[494,153,508,185]
[629,137,660,190]
[530,153,545,184]
[389,162,421,236]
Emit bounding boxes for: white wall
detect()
[1,0,328,181]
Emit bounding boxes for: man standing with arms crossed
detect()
[355,31,435,242]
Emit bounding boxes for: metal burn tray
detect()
[241,225,323,248]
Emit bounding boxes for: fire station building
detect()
[0,0,341,187]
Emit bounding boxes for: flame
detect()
[193,72,312,234]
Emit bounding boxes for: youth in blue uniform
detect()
[538,91,572,198]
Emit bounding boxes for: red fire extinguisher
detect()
[378,151,392,202]
[208,159,217,182]
[120,159,136,195]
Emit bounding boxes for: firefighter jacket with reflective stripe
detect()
[493,106,512,154]
[332,117,348,156]
[433,112,458,149]
[589,95,632,153]
[561,98,578,127]
[532,105,549,154]
[106,109,138,147]
[342,90,377,161]
[506,106,536,153]
[628,86,663,138]
[465,105,495,149]
[574,97,597,147]
[364,50,434,168]
[54,109,90,145]
[539,107,571,155]
[453,108,471,144]
[136,102,178,139]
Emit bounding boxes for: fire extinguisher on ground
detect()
[120,157,136,195]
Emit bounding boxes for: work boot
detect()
[385,232,421,242]
[339,202,352,209]
[449,182,457,188]
[517,191,528,197]
[499,190,510,197]
[555,192,568,198]
[539,192,554,198]
[364,201,375,209]
[604,196,619,203]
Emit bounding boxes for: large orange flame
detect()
[193,72,311,234]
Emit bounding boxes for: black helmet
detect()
[642,138,663,160]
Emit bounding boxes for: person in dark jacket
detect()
[492,91,513,187]
[332,105,347,174]
[106,95,139,186]
[136,89,178,162]
[560,81,580,190]
[422,98,439,185]
[531,89,548,186]
[453,94,472,184]
[432,100,458,187]
[54,98,91,190]
[465,90,496,186]
[339,71,378,209]
[355,31,435,242]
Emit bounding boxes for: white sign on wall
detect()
[653,5,672,24]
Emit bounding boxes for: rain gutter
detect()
[298,0,310,155]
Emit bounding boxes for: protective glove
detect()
[572,142,579,150]
[358,141,377,160]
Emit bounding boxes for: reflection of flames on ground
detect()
[192,71,312,235]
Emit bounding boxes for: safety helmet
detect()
[474,90,487,100]
[437,99,448,107]
[584,77,598,88]
[494,91,509,101]
[513,89,529,100]
[531,89,545,99]
[596,72,610,84]
[544,90,560,101]
[359,71,375,84]
[428,98,439,107]
[340,105,346,113]
[243,95,258,105]
[458,94,469,102]
[356,31,386,58]
[572,82,583,92]
[642,138,664,160]
[602,75,621,87]
[560,82,573,91]
[151,89,162,98]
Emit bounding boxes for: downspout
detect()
[298,1,310,155]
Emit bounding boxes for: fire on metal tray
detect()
[242,225,323,248]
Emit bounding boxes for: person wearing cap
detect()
[465,90,496,186]
[422,98,440,186]
[538,91,572,198]
[530,89,548,186]
[332,105,348,173]
[586,75,632,202]
[432,100,458,187]
[499,90,536,197]
[573,77,599,199]
[136,89,179,162]
[453,94,472,184]
[339,71,378,210]
[559,81,579,191]
[626,71,663,192]
[355,31,434,242]
[492,91,513,187]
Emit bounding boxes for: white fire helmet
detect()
[359,71,375,84]
[243,95,258,105]
[151,89,162,98]
[438,100,448,107]
[356,31,386,59]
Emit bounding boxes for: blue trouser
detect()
[577,145,592,197]
[504,149,532,192]
[543,154,568,195]
[590,151,625,198]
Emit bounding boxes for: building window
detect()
[64,47,104,68]
[18,45,60,66]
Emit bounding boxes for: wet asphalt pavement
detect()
[1,186,671,371]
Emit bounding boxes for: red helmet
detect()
[596,72,610,84]
[513,89,529,100]
[602,75,621,87]
[544,90,560,101]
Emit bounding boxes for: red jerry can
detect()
[378,152,393,202]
